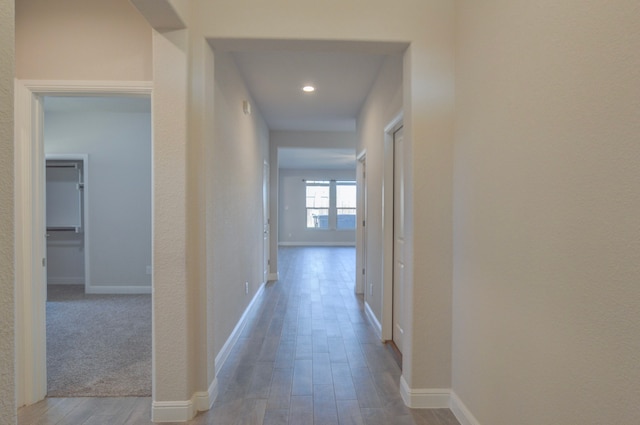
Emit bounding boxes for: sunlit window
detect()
[304,179,356,230]
[305,181,330,229]
[336,181,356,229]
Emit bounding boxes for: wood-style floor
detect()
[19,247,460,425]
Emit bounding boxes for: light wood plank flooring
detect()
[19,247,460,425]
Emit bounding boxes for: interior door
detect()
[263,161,270,283]
[392,126,405,352]
[359,156,367,295]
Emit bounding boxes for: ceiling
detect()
[278,148,356,170]
[232,49,386,132]
[219,40,406,170]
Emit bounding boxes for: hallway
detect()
[19,247,459,425]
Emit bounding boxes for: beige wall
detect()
[211,50,270,358]
[16,0,151,80]
[453,1,640,424]
[356,54,403,329]
[0,0,15,423]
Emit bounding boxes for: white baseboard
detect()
[215,282,266,376]
[85,285,152,294]
[152,378,218,422]
[364,301,382,340]
[400,376,451,408]
[195,378,218,412]
[450,391,482,425]
[278,241,356,247]
[47,277,84,285]
[268,272,279,281]
[152,399,196,423]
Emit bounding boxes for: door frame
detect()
[263,160,270,284]
[14,80,152,406]
[355,149,366,295]
[381,111,403,342]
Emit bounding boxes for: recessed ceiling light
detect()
[302,85,315,93]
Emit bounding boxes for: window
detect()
[336,181,356,229]
[305,179,357,230]
[306,180,330,229]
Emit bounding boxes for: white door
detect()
[392,126,405,352]
[263,161,270,283]
[357,156,367,295]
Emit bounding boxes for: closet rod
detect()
[46,164,78,168]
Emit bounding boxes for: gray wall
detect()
[0,0,15,422]
[44,97,152,290]
[279,168,356,246]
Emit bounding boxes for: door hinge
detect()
[268,259,270,266]
[362,268,365,275]
[362,220,365,227]
[42,258,46,267]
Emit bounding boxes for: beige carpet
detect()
[46,285,151,397]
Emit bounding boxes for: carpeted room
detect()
[46,285,151,397]
[44,96,152,398]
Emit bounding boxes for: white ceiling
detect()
[232,50,386,132]
[278,148,356,170]
[220,40,406,170]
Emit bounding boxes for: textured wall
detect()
[454,1,640,424]
[16,0,151,80]
[0,0,15,423]
[356,54,403,330]
[212,51,270,357]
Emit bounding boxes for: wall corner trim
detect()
[152,378,218,422]
[151,399,196,423]
[214,282,266,376]
[364,301,382,340]
[450,391,482,425]
[268,272,279,281]
[399,376,450,408]
[195,378,218,412]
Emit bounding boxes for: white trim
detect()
[152,399,196,423]
[195,377,218,412]
[18,80,153,95]
[215,282,266,376]
[355,150,366,295]
[381,111,403,343]
[14,79,152,407]
[399,376,450,408]
[278,241,355,247]
[268,272,279,281]
[46,277,84,285]
[364,301,382,340]
[85,285,152,294]
[450,391,482,425]
[152,378,218,422]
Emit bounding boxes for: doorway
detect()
[15,82,153,406]
[356,151,367,295]
[380,113,404,358]
[263,161,270,283]
[392,125,405,354]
